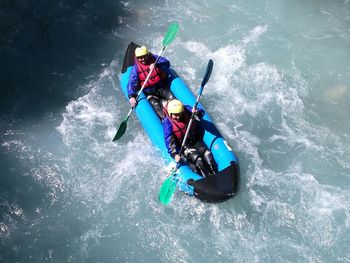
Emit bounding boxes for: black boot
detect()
[203,150,217,176]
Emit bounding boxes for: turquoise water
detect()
[1,0,350,262]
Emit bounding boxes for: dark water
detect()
[1,0,130,119]
[0,1,131,262]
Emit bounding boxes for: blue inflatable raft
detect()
[119,42,240,202]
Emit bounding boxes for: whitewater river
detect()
[1,0,350,262]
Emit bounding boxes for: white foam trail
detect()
[174,24,350,261]
[55,58,173,215]
[181,40,245,93]
[243,25,268,45]
[57,66,118,149]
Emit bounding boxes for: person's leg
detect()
[184,147,209,177]
[147,85,176,120]
[147,95,164,120]
[194,141,217,176]
[157,86,176,117]
[159,85,176,101]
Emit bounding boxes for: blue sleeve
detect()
[185,105,205,119]
[197,107,205,119]
[127,64,139,98]
[153,55,170,71]
[163,118,179,157]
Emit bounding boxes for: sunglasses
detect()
[171,113,182,117]
[137,55,148,60]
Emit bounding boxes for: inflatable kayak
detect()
[119,42,240,202]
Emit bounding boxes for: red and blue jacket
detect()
[127,54,170,98]
[163,105,205,157]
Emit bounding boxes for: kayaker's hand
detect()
[129,97,137,108]
[149,63,155,71]
[174,154,181,163]
[192,108,201,121]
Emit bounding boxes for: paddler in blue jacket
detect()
[127,46,176,120]
[163,99,217,177]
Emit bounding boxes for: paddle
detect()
[113,22,179,142]
[159,59,214,205]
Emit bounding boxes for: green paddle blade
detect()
[159,175,177,205]
[113,120,127,142]
[162,22,179,46]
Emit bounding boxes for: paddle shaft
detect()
[178,86,204,155]
[132,46,167,107]
[113,47,169,141]
[113,23,179,142]
[161,86,203,197]
[113,47,168,141]
[158,59,213,204]
[177,59,212,154]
